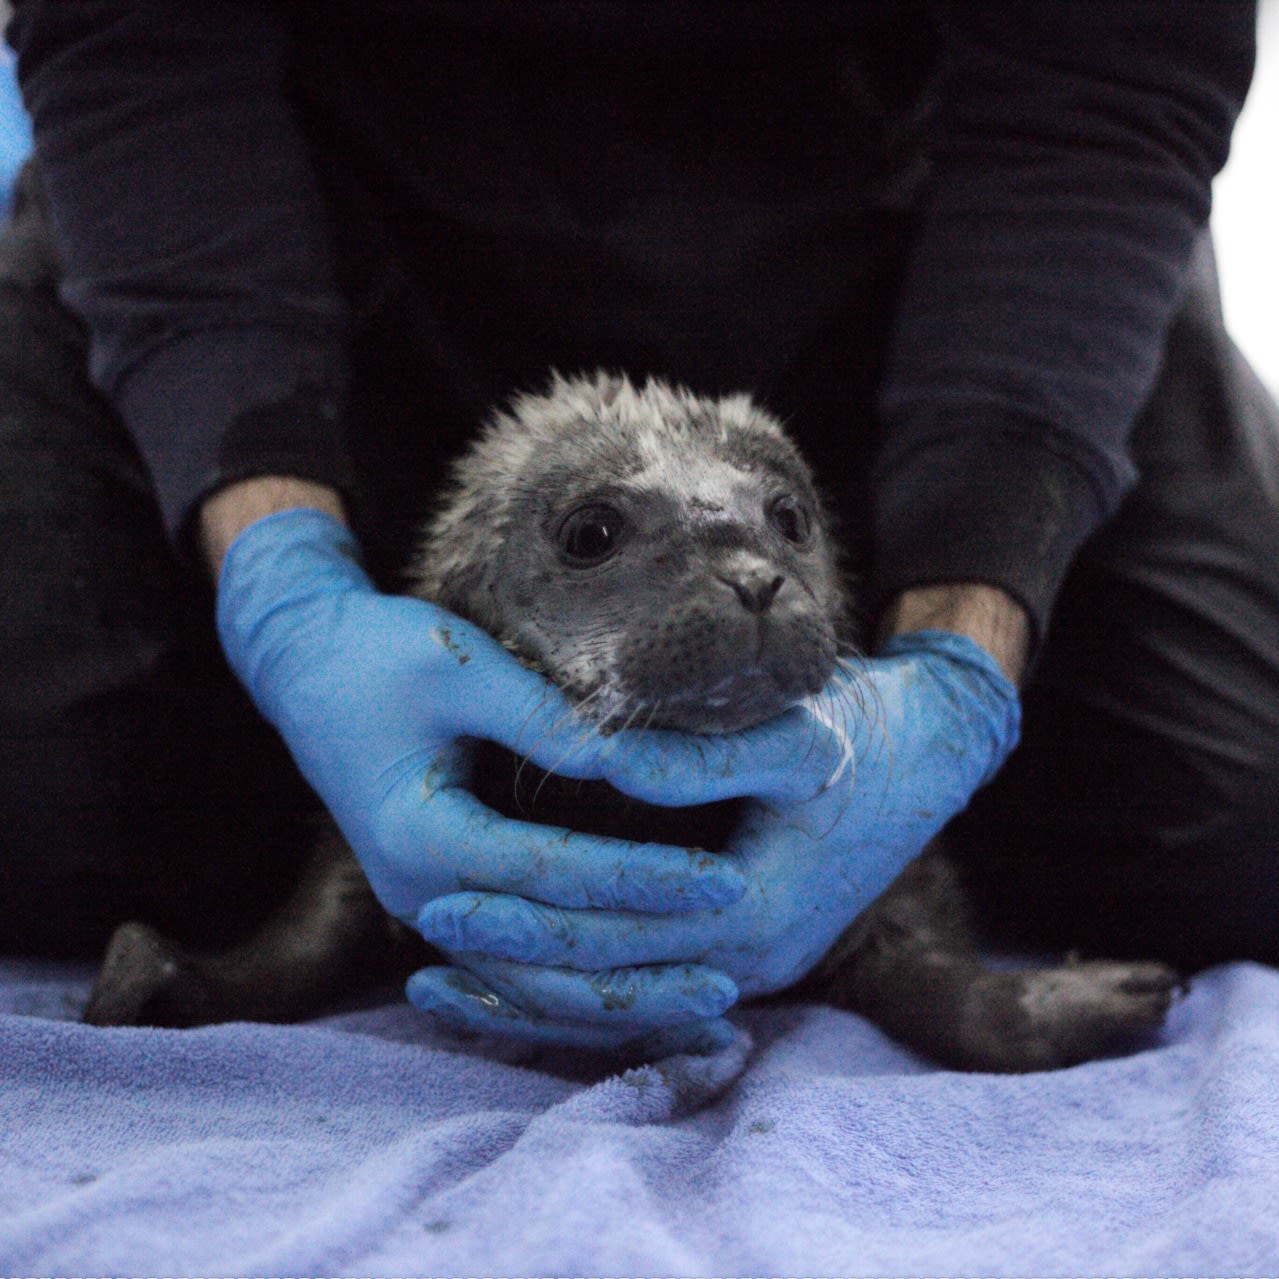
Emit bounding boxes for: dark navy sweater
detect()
[10,2,1255,637]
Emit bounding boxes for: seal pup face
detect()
[411,371,848,733]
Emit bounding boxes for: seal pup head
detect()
[411,371,849,733]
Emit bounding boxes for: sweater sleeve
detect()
[871,1,1255,639]
[10,0,355,543]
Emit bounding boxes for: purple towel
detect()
[1,956,1277,1274]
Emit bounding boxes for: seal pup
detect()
[84,372,1178,1071]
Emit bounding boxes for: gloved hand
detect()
[216,508,747,1054]
[411,629,1021,1038]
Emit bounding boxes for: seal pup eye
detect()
[556,502,626,566]
[767,494,813,546]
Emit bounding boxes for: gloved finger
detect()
[424,617,854,807]
[414,610,717,775]
[417,891,730,970]
[420,891,854,1003]
[551,699,860,809]
[398,783,746,913]
[412,616,682,782]
[403,595,860,811]
[405,965,738,1057]
[414,613,581,742]
[460,954,738,1025]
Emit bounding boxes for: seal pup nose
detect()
[722,568,785,615]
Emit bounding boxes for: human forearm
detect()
[872,6,1253,641]
[200,477,347,581]
[13,3,352,542]
[879,582,1030,686]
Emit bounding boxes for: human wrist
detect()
[877,582,1031,686]
[199,476,347,581]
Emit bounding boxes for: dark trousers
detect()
[2,169,1278,970]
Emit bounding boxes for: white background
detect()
[1215,0,1279,394]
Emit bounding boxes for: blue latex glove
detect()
[0,50,32,217]
[412,630,1021,1036]
[217,509,747,1053]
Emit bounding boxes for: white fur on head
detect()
[411,370,793,623]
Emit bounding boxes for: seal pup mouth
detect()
[572,643,838,736]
